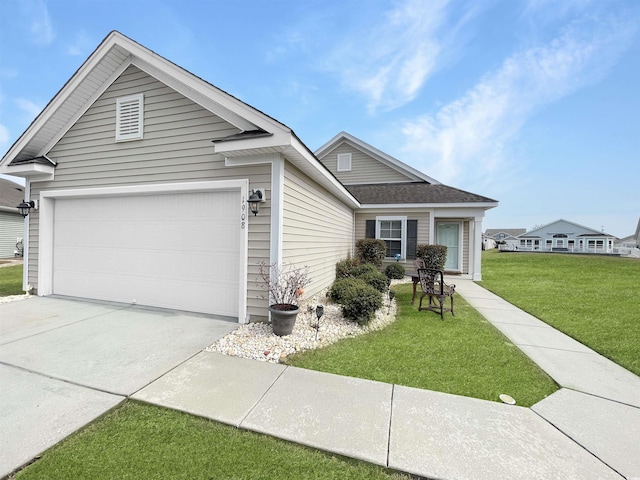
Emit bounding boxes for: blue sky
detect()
[1,0,638,237]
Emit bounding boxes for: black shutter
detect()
[407,220,418,259]
[365,220,375,239]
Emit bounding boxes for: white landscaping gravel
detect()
[206,287,401,364]
[0,294,30,304]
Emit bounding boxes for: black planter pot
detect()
[269,304,299,336]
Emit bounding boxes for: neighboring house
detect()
[517,219,615,253]
[315,132,497,278]
[0,178,25,258]
[0,31,497,323]
[615,217,639,248]
[483,228,526,251]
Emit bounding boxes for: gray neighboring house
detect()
[0,31,497,321]
[483,228,526,251]
[615,217,639,248]
[0,178,24,258]
[517,219,615,253]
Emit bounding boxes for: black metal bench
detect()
[417,268,456,320]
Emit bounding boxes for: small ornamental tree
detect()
[257,262,311,310]
[416,244,448,270]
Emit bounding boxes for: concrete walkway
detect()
[133,278,640,480]
[2,281,639,479]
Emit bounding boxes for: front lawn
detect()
[286,283,558,407]
[479,250,640,376]
[15,401,409,480]
[0,264,23,296]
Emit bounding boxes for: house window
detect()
[116,94,144,141]
[365,216,417,259]
[378,218,404,258]
[337,153,352,172]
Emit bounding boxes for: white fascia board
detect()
[214,132,293,154]
[1,33,123,167]
[359,202,498,210]
[0,163,55,180]
[289,135,360,208]
[131,56,267,133]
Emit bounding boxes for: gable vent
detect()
[116,94,144,141]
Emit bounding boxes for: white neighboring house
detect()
[0,178,25,258]
[517,219,616,254]
[484,228,525,251]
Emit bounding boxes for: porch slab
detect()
[388,385,622,480]
[133,352,286,427]
[532,389,640,479]
[240,366,393,466]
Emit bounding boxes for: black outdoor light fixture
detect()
[17,200,35,218]
[248,189,263,216]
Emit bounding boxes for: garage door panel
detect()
[52,191,241,317]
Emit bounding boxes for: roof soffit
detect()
[1,31,289,169]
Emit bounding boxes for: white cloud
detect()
[399,11,639,188]
[14,98,43,119]
[324,0,455,113]
[66,31,93,56]
[0,124,9,153]
[21,0,54,46]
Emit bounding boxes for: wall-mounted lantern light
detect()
[17,200,36,218]
[248,189,265,216]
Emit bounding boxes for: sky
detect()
[0,0,639,238]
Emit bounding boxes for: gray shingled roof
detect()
[0,178,25,209]
[485,228,526,237]
[345,182,497,205]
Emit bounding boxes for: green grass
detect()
[479,250,640,376]
[16,401,409,480]
[286,283,558,407]
[0,264,23,296]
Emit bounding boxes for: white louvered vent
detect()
[337,153,352,172]
[115,94,144,141]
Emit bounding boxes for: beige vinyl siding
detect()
[0,212,23,258]
[27,65,272,319]
[321,143,416,185]
[354,209,431,269]
[282,162,354,298]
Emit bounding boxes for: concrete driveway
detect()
[0,296,237,478]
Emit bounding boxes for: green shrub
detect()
[416,244,448,270]
[356,269,388,293]
[355,239,387,267]
[329,277,365,304]
[335,257,361,278]
[384,263,405,279]
[339,282,383,325]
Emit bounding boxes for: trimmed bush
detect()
[416,244,448,270]
[329,277,365,304]
[385,263,405,279]
[339,282,383,325]
[356,269,388,293]
[335,257,361,278]
[355,238,387,267]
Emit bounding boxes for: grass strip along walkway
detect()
[286,283,558,408]
[479,250,640,376]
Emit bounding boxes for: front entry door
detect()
[437,222,461,271]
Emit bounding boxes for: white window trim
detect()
[375,216,407,259]
[336,153,352,172]
[116,93,144,142]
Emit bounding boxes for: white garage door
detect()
[52,191,240,317]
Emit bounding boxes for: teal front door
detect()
[437,223,460,270]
